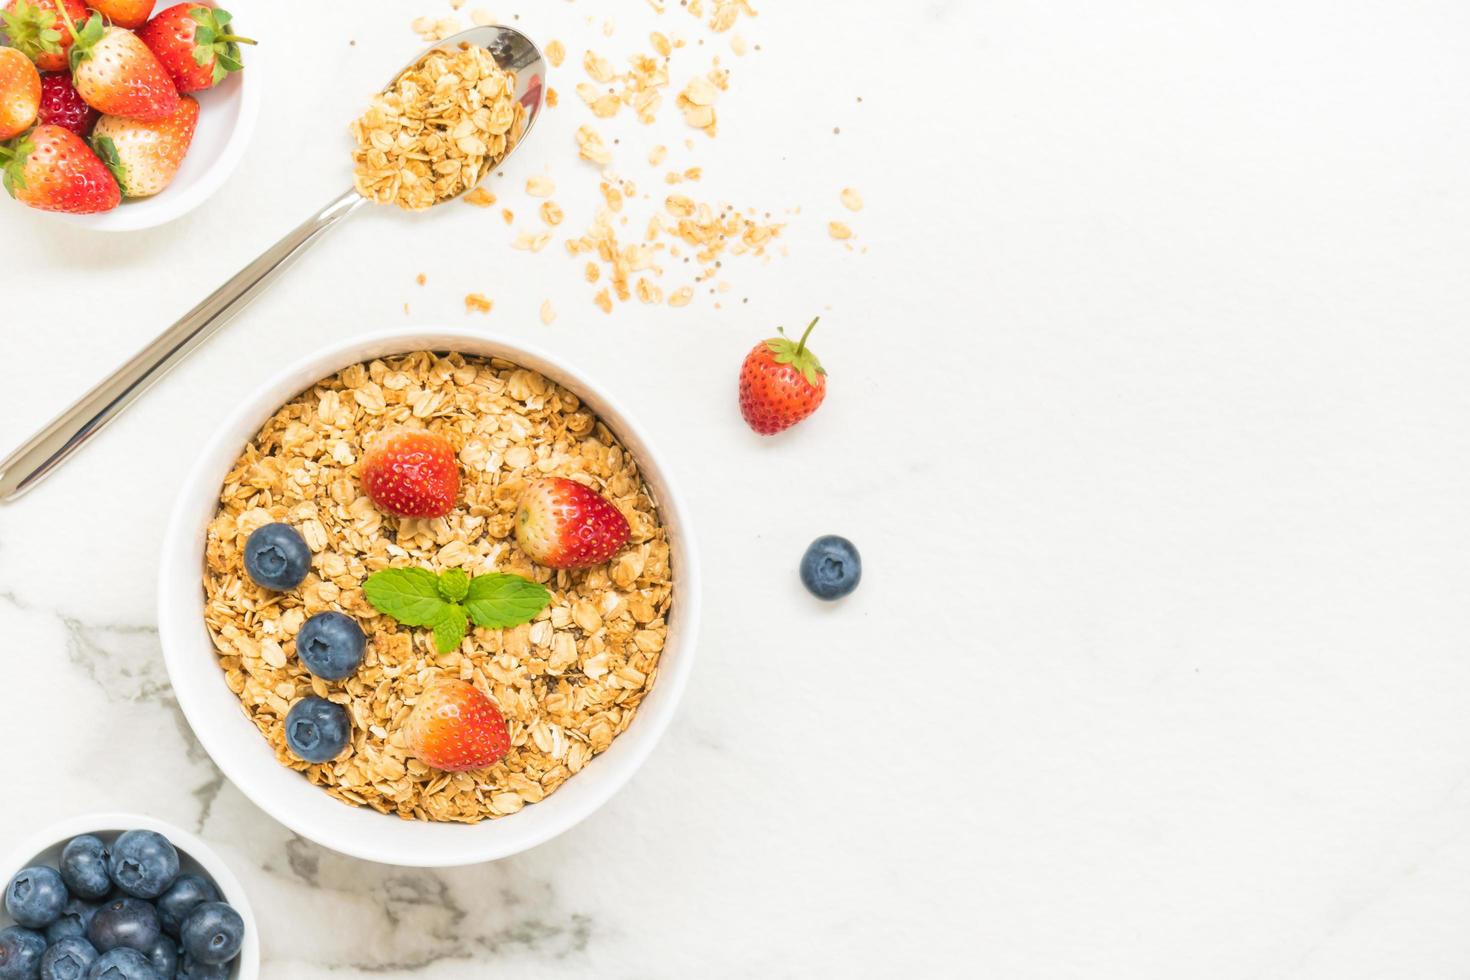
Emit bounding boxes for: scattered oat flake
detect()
[546,40,566,67]
[526,175,556,197]
[464,187,496,208]
[576,125,613,164]
[603,19,615,36]
[501,208,514,224]
[415,273,426,286]
[668,286,694,307]
[828,221,853,240]
[540,201,564,226]
[546,87,559,108]
[465,293,493,313]
[731,33,748,55]
[540,300,557,324]
[513,230,553,252]
[648,144,668,166]
[594,288,613,313]
[840,187,864,211]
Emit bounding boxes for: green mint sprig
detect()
[363,566,550,654]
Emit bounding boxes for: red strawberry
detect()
[2,0,88,72]
[1,123,119,212]
[738,317,827,435]
[65,12,179,120]
[403,678,510,773]
[359,429,460,519]
[514,477,630,570]
[91,93,194,196]
[82,0,153,30]
[36,71,97,135]
[137,3,253,94]
[0,48,41,140]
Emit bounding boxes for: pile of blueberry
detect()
[0,830,245,980]
[244,523,363,765]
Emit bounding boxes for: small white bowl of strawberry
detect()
[0,0,261,229]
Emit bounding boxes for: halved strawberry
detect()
[66,12,179,120]
[82,0,153,30]
[359,428,460,519]
[403,678,510,773]
[92,94,196,197]
[1,123,119,213]
[137,2,254,93]
[0,48,42,140]
[2,0,88,72]
[514,477,630,570]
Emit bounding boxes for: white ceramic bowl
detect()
[51,0,264,232]
[0,812,260,978]
[159,329,701,867]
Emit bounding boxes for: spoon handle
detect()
[0,188,368,503]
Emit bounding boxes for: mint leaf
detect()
[464,573,551,629]
[363,568,449,626]
[438,568,470,603]
[432,606,468,653]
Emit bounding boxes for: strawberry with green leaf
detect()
[738,317,828,435]
[92,94,197,197]
[363,566,551,654]
[66,11,180,120]
[2,0,87,72]
[138,3,255,93]
[2,123,119,213]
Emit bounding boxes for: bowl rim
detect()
[0,810,260,979]
[50,1,266,233]
[158,327,701,866]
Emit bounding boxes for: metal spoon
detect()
[0,25,546,502]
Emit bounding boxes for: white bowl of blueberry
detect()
[0,813,257,979]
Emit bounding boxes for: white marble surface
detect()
[3,1,1470,976]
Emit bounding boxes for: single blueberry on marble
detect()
[244,522,312,591]
[799,535,862,601]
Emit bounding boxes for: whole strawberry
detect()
[138,3,254,93]
[738,317,827,435]
[66,12,179,120]
[82,0,153,29]
[2,0,87,72]
[36,71,97,135]
[92,94,195,196]
[403,678,510,773]
[515,477,630,570]
[1,123,119,212]
[360,428,460,519]
[0,48,41,140]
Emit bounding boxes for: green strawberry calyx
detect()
[0,135,36,197]
[764,317,826,386]
[63,11,106,71]
[90,135,129,194]
[1,0,64,63]
[190,5,256,86]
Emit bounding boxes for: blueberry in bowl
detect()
[0,814,257,979]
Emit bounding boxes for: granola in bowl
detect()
[201,351,672,824]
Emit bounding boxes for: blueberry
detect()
[41,936,97,980]
[140,938,175,980]
[243,523,312,591]
[83,947,157,980]
[0,926,46,980]
[107,832,178,900]
[293,611,366,681]
[86,898,159,954]
[153,876,218,938]
[5,866,68,929]
[175,955,228,980]
[59,838,111,902]
[46,899,101,945]
[284,696,352,764]
[178,904,242,967]
[799,535,862,601]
